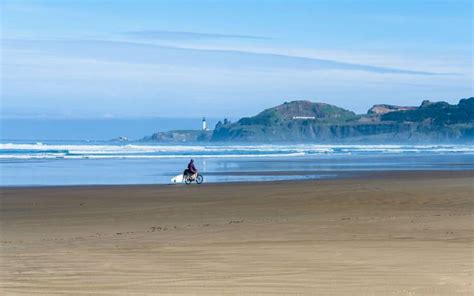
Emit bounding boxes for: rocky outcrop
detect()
[368,104,416,115]
[110,136,129,142]
[381,97,474,125]
[141,130,212,143]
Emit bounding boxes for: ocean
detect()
[1,140,473,186]
[0,117,221,141]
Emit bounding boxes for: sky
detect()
[1,0,472,119]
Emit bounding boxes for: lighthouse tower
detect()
[202,117,207,131]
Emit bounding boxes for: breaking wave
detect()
[1,142,473,160]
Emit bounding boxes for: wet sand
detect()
[1,171,473,295]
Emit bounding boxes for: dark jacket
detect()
[187,161,197,173]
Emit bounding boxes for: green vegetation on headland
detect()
[141,129,212,142]
[142,97,474,143]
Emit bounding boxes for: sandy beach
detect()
[1,170,473,295]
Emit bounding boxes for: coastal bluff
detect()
[142,97,474,143]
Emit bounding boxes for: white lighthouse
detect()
[202,117,207,131]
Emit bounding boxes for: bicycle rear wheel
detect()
[184,176,192,184]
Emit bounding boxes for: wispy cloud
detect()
[124,30,271,41]
[2,38,469,117]
[1,38,450,76]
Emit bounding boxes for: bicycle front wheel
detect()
[196,174,204,184]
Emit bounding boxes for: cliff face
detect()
[211,98,474,143]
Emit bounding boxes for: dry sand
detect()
[1,171,473,295]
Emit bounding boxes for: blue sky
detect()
[1,0,472,119]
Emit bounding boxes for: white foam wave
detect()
[1,143,473,160]
[0,143,332,152]
[0,152,307,160]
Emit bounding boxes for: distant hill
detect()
[142,97,474,143]
[254,100,356,121]
[211,97,474,143]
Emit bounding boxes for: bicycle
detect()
[184,173,204,185]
